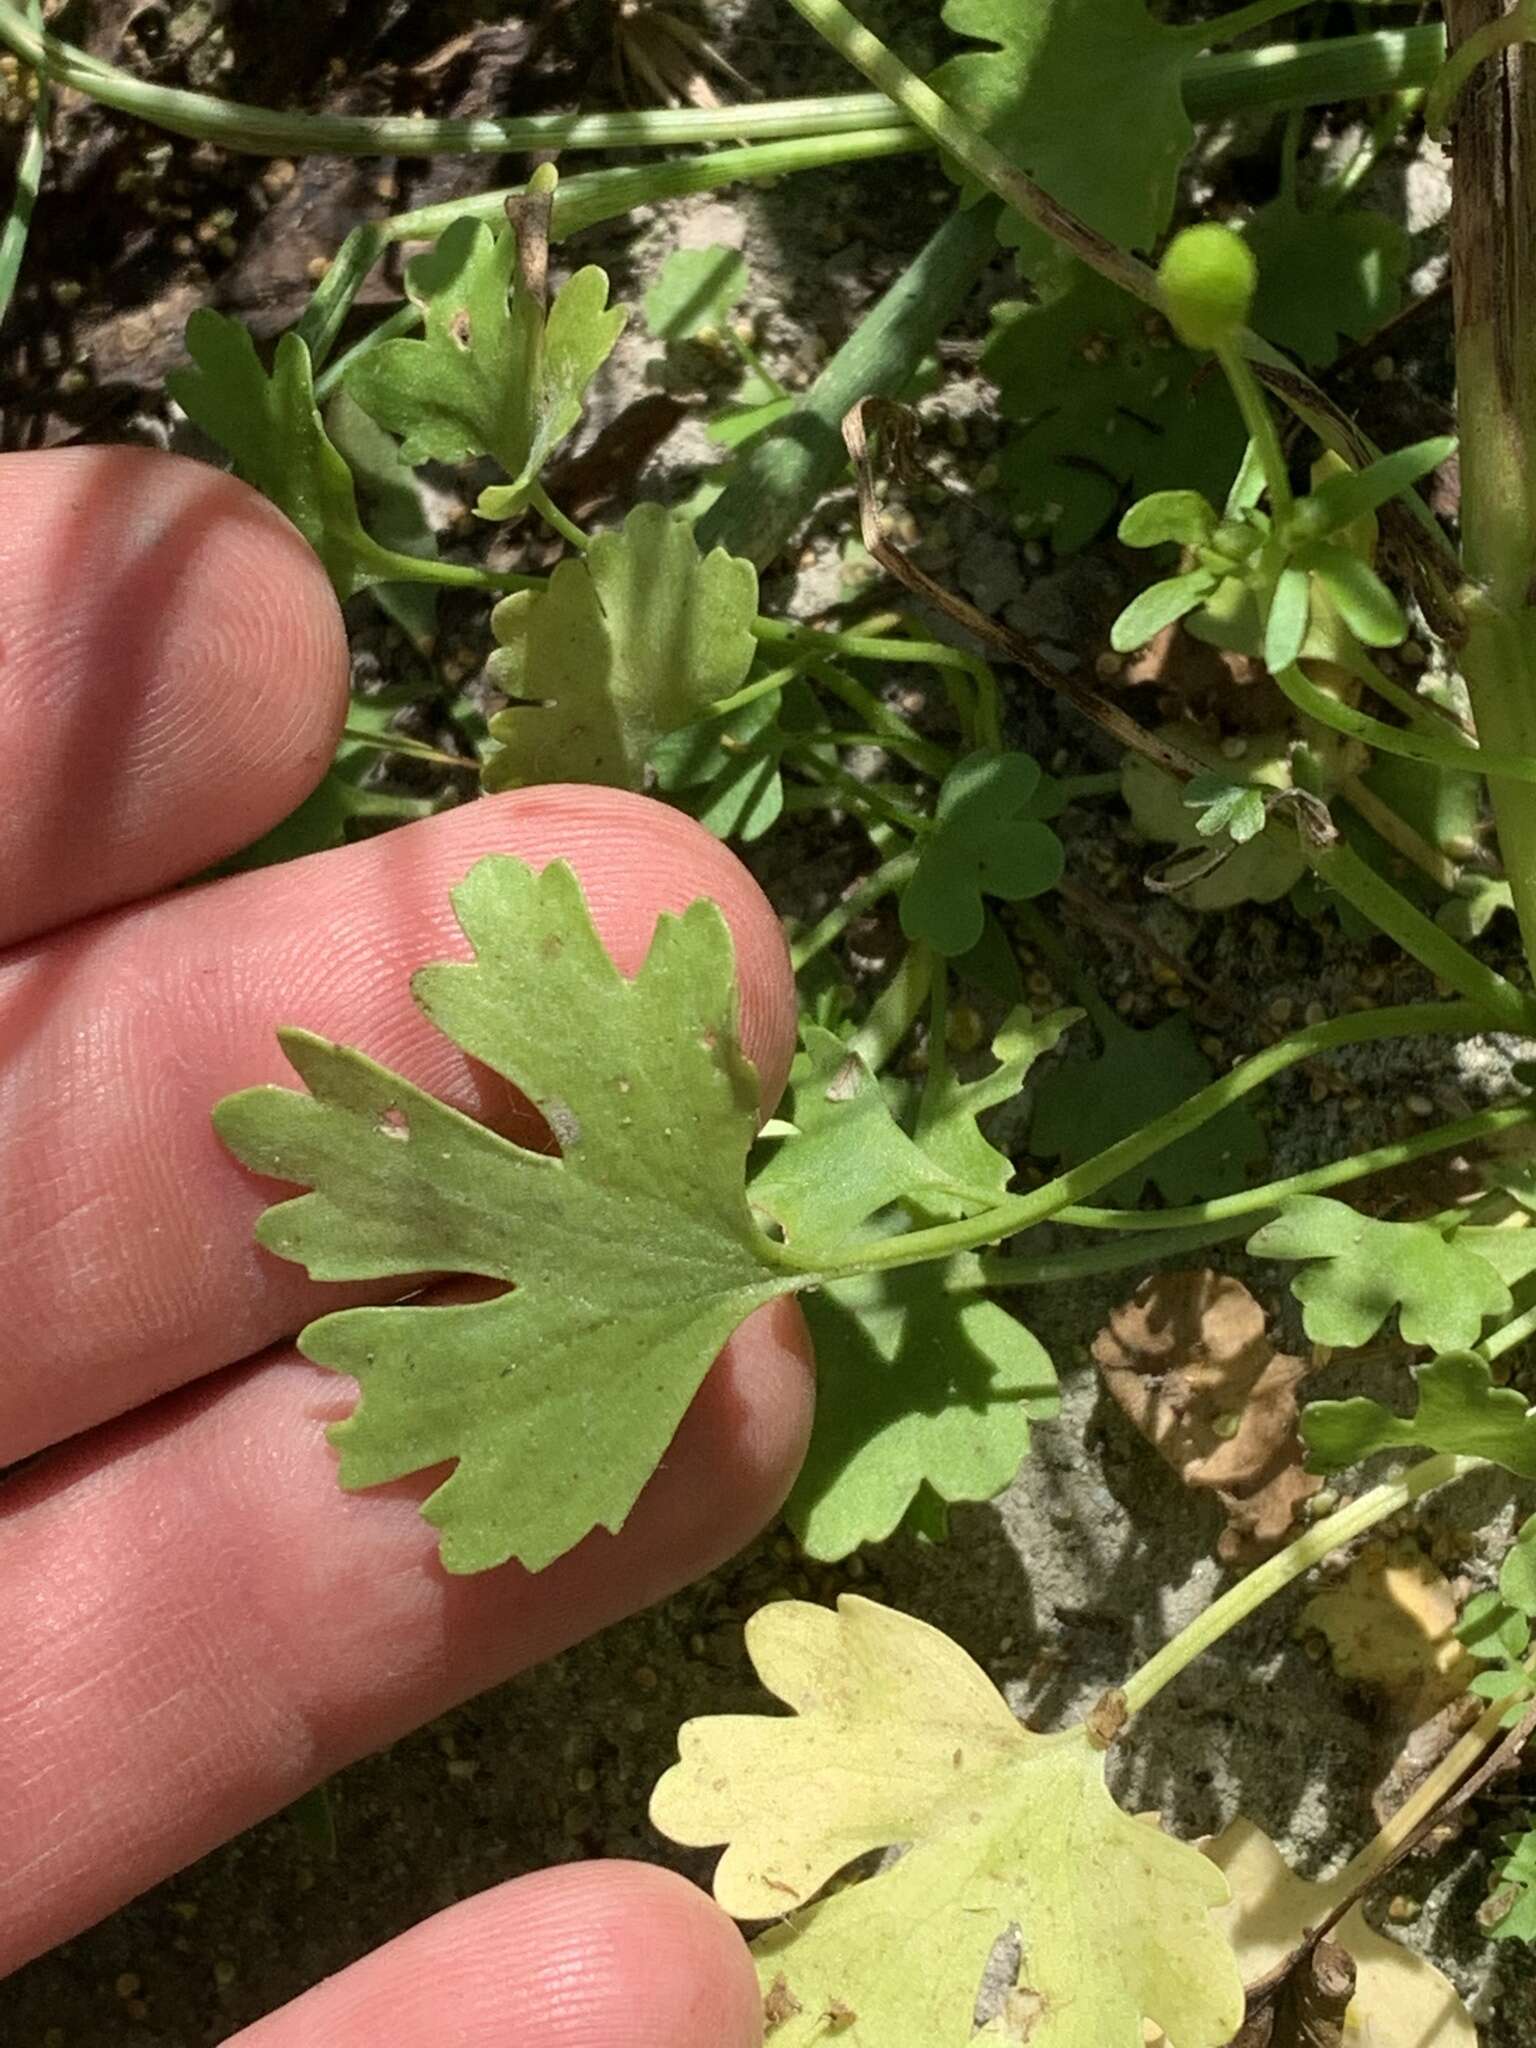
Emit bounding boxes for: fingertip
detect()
[233,1862,763,2048]
[467,786,799,1112]
[0,446,349,941]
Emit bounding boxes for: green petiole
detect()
[1121,1453,1475,1717]
[802,1002,1492,1280]
[1017,1102,1536,1239]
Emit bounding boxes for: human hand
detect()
[0,447,814,2044]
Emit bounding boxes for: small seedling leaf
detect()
[1248,1196,1511,1350]
[1243,198,1411,368]
[651,1596,1245,2046]
[900,752,1064,958]
[1302,1351,1536,1479]
[1264,562,1311,674]
[1299,435,1458,539]
[1110,570,1216,654]
[484,502,758,790]
[345,215,624,514]
[643,243,748,340]
[985,265,1244,549]
[1118,488,1218,549]
[1122,733,1306,909]
[931,0,1195,253]
[169,311,392,599]
[1182,774,1268,845]
[215,855,803,1574]
[1031,1009,1267,1205]
[1307,542,1408,648]
[788,1248,1058,1560]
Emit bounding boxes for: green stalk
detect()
[1308,832,1536,1032]
[0,1,1447,158]
[806,1002,1487,1279]
[1184,25,1444,117]
[1215,340,1294,523]
[0,1,46,325]
[1121,1453,1474,1717]
[529,484,591,554]
[1169,0,1305,46]
[1484,1290,1536,1363]
[1010,1102,1536,1241]
[697,200,1003,566]
[984,1217,1255,1285]
[1446,0,1536,984]
[806,659,952,777]
[850,943,933,1070]
[1275,658,1536,786]
[790,848,918,972]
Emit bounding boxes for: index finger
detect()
[0,447,349,947]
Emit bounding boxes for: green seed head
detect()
[1158,225,1256,351]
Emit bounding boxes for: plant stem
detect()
[1216,341,1294,523]
[807,658,952,776]
[705,661,808,721]
[1485,1292,1536,1363]
[1276,658,1536,786]
[790,848,919,971]
[1307,833,1536,1032]
[850,943,933,1070]
[808,1002,1488,1279]
[1344,642,1465,737]
[0,0,1448,156]
[1171,0,1305,47]
[1340,776,1462,894]
[1446,0,1536,985]
[341,727,478,771]
[699,201,1002,567]
[312,302,418,400]
[0,1,47,327]
[1020,1102,1536,1240]
[984,1217,1255,1285]
[758,618,975,674]
[1121,1453,1474,1718]
[1330,1664,1535,1897]
[1184,26,1445,117]
[529,484,591,554]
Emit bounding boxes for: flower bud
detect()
[1158,224,1256,350]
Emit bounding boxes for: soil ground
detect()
[3,3,1535,2044]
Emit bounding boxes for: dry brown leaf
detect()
[1092,1270,1321,1563]
[1301,1542,1477,1721]
[1115,618,1284,730]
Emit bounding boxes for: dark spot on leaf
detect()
[824,1055,863,1104]
[763,1974,803,2031]
[542,933,563,960]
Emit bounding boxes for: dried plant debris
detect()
[1092,1270,1320,1562]
[1301,1542,1476,1721]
